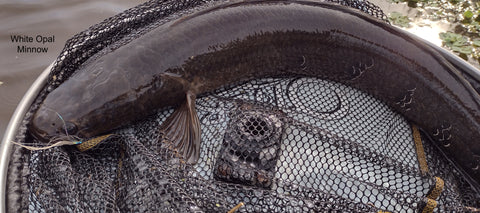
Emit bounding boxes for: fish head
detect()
[30,105,79,142]
[29,66,102,142]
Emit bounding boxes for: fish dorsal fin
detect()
[160,91,201,164]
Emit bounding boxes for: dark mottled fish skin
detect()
[30,0,480,184]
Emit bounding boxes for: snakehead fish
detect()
[29,0,480,185]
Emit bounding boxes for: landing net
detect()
[6,0,480,212]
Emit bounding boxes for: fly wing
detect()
[159,91,201,164]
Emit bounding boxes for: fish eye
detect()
[64,122,78,135]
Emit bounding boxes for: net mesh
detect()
[6,0,480,212]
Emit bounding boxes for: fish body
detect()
[30,0,480,184]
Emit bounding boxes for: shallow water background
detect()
[0,0,147,141]
[0,0,472,141]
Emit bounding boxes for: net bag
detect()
[6,0,480,212]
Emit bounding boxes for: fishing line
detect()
[11,140,81,151]
[12,134,83,151]
[55,112,70,137]
[11,111,83,150]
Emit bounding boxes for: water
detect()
[0,0,471,141]
[0,0,146,141]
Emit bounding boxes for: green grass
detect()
[389,12,411,27]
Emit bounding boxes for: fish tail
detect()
[159,91,201,164]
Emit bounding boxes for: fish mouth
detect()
[29,123,55,142]
[29,124,81,143]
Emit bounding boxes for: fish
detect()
[29,0,480,185]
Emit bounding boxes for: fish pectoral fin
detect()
[159,91,201,164]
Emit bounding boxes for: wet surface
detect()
[0,0,146,140]
[0,0,473,141]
